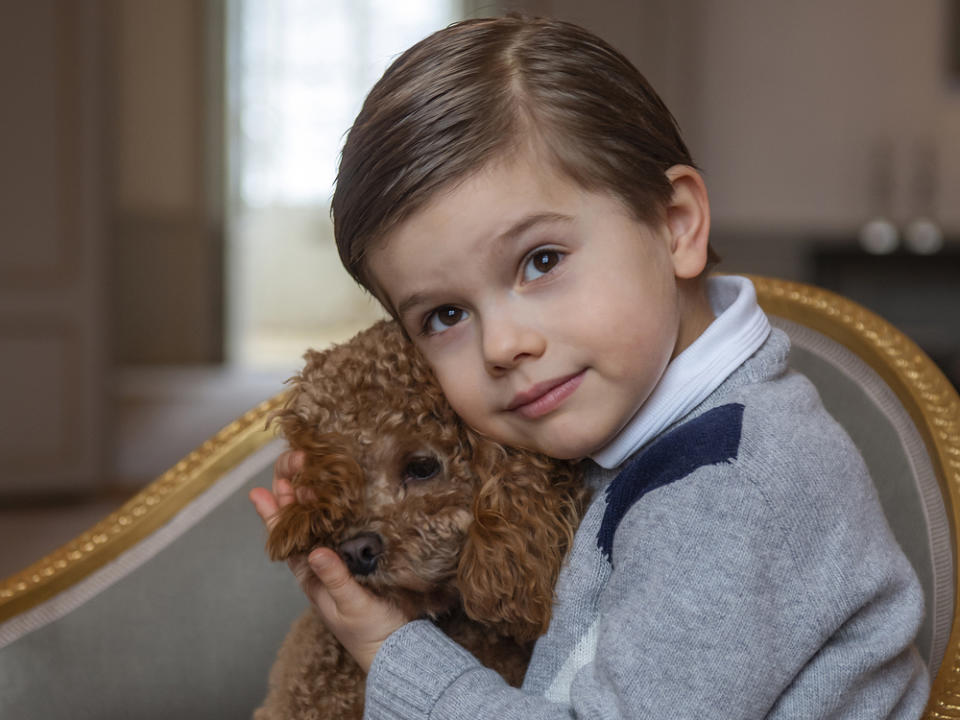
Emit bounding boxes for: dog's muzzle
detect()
[337,533,384,576]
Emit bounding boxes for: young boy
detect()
[250,15,929,718]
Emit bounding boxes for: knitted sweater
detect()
[364,329,929,719]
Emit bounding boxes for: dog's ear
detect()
[267,347,340,448]
[263,440,364,561]
[265,502,323,561]
[268,405,311,451]
[457,433,584,643]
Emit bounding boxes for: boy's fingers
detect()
[308,548,360,605]
[272,451,304,508]
[248,487,279,528]
[287,552,320,590]
[249,451,308,532]
[273,451,305,485]
[274,477,295,509]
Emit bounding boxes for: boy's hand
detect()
[249,450,410,673]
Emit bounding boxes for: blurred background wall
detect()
[1,0,958,573]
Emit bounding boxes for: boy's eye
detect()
[522,248,564,282]
[424,305,468,335]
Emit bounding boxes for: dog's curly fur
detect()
[255,321,586,720]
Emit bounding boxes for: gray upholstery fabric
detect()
[773,317,952,673]
[0,441,307,719]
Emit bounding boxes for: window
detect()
[226,0,463,368]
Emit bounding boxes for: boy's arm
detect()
[365,620,572,718]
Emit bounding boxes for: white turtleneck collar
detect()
[591,275,770,469]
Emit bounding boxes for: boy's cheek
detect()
[439,380,499,438]
[420,340,476,389]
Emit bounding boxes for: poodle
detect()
[255,320,586,720]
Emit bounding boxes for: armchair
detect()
[1,276,958,718]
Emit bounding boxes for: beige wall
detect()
[507,0,959,278]
[110,0,223,364]
[0,1,108,496]
[0,0,222,497]
[693,0,959,234]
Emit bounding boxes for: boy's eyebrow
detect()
[397,292,433,320]
[497,211,572,243]
[396,212,572,318]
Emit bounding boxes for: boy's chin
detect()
[478,414,607,460]
[518,432,604,462]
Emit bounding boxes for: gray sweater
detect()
[364,329,930,719]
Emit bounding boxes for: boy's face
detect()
[366,152,709,460]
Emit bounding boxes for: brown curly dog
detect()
[254,320,586,720]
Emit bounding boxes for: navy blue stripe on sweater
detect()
[597,403,745,563]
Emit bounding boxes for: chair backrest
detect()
[752,276,960,719]
[1,276,958,719]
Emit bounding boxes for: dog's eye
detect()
[403,456,441,483]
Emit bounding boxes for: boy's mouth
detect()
[507,371,585,419]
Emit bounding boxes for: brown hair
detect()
[332,15,716,297]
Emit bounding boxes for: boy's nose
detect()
[482,312,546,373]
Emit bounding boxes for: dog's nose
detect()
[337,533,383,576]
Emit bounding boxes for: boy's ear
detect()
[663,165,711,280]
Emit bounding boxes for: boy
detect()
[251,15,929,718]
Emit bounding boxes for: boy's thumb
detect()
[309,548,354,595]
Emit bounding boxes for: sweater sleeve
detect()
[364,620,572,719]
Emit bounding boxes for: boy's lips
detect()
[507,371,586,419]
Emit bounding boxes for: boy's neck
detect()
[672,277,715,360]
